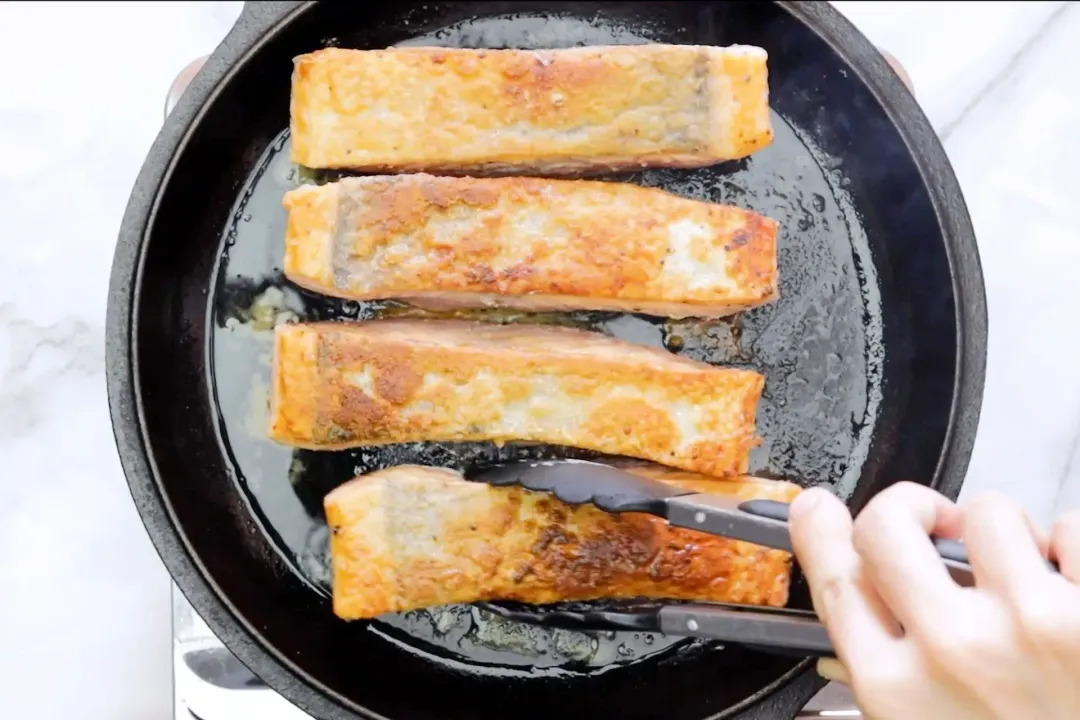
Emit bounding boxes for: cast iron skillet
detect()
[106,2,987,719]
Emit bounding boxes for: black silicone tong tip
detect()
[467,459,685,514]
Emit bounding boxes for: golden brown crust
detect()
[269,320,763,476]
[283,175,779,318]
[324,464,803,619]
[290,45,773,173]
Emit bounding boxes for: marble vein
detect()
[832,0,1067,132]
[0,304,103,439]
[1054,423,1080,513]
[940,2,1076,140]
[942,4,1080,526]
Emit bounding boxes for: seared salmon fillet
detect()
[269,320,763,476]
[283,175,779,318]
[290,45,773,174]
[324,464,802,619]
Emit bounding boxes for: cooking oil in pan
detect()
[210,14,882,676]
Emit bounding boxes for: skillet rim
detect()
[104,2,988,718]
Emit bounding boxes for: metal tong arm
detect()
[665,494,981,587]
[657,604,835,658]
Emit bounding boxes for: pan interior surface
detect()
[133,2,964,719]
[215,7,872,680]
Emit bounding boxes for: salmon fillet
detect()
[283,175,779,318]
[290,45,773,174]
[269,320,763,476]
[324,464,802,619]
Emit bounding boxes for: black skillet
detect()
[106,2,987,719]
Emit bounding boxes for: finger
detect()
[817,657,851,685]
[1028,514,1052,560]
[963,492,1052,597]
[851,482,965,633]
[848,555,904,639]
[924,493,965,539]
[789,488,897,668]
[1050,509,1080,583]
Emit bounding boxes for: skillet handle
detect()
[657,605,835,658]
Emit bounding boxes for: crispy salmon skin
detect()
[290,45,773,174]
[283,175,779,318]
[324,464,802,619]
[269,320,764,476]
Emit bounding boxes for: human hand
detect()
[789,483,1080,720]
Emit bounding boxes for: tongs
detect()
[467,459,981,658]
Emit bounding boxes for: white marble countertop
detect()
[0,1,1077,718]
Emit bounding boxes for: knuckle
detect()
[1050,512,1080,580]
[890,480,928,495]
[1052,510,1080,542]
[1013,594,1077,647]
[858,482,929,521]
[851,497,892,552]
[914,600,1017,676]
[855,490,892,528]
[885,480,931,500]
[873,481,917,506]
[812,567,859,625]
[919,621,1001,670]
[966,490,1013,517]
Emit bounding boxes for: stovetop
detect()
[171,585,859,719]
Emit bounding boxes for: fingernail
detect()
[790,487,824,517]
